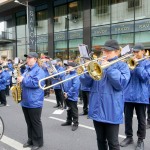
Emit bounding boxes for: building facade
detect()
[0,0,150,60]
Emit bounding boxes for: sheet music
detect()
[78,44,89,58]
[121,45,131,56]
[63,60,68,64]
[14,57,19,64]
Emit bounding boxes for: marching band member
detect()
[41,55,51,98]
[61,61,80,131]
[77,59,90,116]
[146,71,150,129]
[51,58,65,109]
[79,82,90,116]
[17,52,45,150]
[80,39,130,150]
[0,66,7,107]
[7,59,14,87]
[146,102,150,129]
[3,65,11,96]
[120,43,150,150]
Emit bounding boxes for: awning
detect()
[0,39,16,44]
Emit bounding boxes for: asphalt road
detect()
[0,94,150,150]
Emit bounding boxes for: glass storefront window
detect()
[36,9,48,35]
[17,45,27,59]
[54,40,67,59]
[135,31,150,46]
[36,9,48,54]
[69,38,83,60]
[112,33,134,46]
[54,1,83,59]
[111,0,134,23]
[134,19,150,48]
[54,5,67,32]
[37,42,48,54]
[16,16,26,38]
[91,0,110,26]
[68,1,83,30]
[134,0,150,20]
[16,14,27,57]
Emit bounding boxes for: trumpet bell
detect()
[127,58,136,70]
[87,61,102,80]
[76,66,85,75]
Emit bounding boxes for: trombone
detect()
[38,61,90,90]
[39,53,133,90]
[127,50,150,70]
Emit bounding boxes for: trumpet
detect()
[39,53,133,90]
[127,50,150,70]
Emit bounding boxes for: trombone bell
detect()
[87,61,102,80]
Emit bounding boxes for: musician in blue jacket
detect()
[41,56,51,98]
[3,65,11,96]
[80,39,130,150]
[120,44,150,150]
[79,77,90,116]
[0,66,7,106]
[146,82,150,129]
[61,61,80,131]
[51,59,65,108]
[17,52,45,150]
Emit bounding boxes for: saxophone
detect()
[10,63,25,103]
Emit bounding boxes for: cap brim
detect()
[64,63,69,66]
[24,54,36,58]
[24,54,28,57]
[132,49,140,52]
[102,46,116,51]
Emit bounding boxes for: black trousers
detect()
[93,121,120,150]
[54,89,64,106]
[44,79,50,96]
[81,91,89,113]
[79,90,83,100]
[66,99,78,125]
[10,76,13,88]
[124,102,146,140]
[0,90,6,105]
[147,103,150,124]
[5,85,10,96]
[22,107,43,147]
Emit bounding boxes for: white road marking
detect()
[0,135,31,150]
[44,98,83,108]
[49,116,126,139]
[45,98,137,118]
[53,109,64,114]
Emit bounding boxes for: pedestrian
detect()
[120,43,150,150]
[17,52,45,150]
[80,39,130,150]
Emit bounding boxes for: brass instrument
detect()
[46,61,57,75]
[87,53,133,80]
[127,50,150,70]
[39,53,133,90]
[10,63,26,103]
